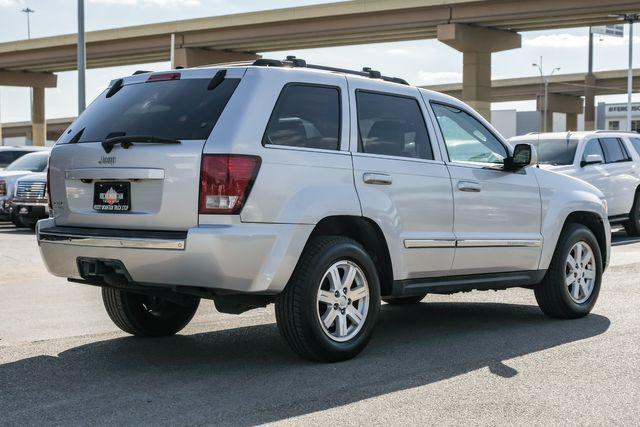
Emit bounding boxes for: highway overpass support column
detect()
[584,74,597,130]
[31,87,46,146]
[437,24,521,121]
[172,48,259,68]
[537,93,583,132]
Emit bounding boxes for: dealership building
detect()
[492,102,640,139]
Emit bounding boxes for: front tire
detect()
[624,192,640,237]
[275,236,381,362]
[534,223,602,319]
[102,288,199,337]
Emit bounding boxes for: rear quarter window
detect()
[57,77,240,144]
[263,84,340,151]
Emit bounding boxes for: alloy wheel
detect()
[316,260,370,342]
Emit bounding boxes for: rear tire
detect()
[275,236,381,362]
[623,192,640,236]
[102,288,199,337]
[534,223,602,319]
[382,294,427,305]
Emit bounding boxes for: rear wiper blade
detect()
[102,135,181,153]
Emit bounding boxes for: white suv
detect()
[37,58,610,362]
[510,131,640,236]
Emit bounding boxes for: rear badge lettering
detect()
[98,156,116,166]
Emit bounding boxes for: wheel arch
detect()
[561,211,608,268]
[305,215,394,296]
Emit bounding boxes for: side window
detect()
[431,103,507,165]
[263,84,340,150]
[355,91,433,160]
[600,138,628,163]
[630,138,640,157]
[582,139,605,162]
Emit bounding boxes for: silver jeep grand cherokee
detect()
[38,57,611,362]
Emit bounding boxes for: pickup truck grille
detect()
[16,181,46,199]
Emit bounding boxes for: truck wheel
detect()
[534,223,602,319]
[275,236,381,362]
[382,294,427,305]
[18,216,37,229]
[102,288,199,337]
[624,192,640,236]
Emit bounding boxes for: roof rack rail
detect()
[594,129,639,134]
[252,56,409,85]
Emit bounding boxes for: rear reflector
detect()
[199,155,261,215]
[146,73,181,82]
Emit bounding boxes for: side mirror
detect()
[505,143,537,171]
[580,153,604,167]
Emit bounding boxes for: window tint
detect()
[600,138,628,163]
[431,103,506,164]
[0,151,27,168]
[264,84,340,150]
[630,138,640,157]
[582,139,605,162]
[57,77,240,144]
[355,91,433,160]
[517,138,578,165]
[5,152,49,172]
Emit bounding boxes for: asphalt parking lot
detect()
[1,223,639,426]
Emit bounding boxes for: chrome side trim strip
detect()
[38,232,185,250]
[404,239,456,248]
[404,239,542,249]
[456,239,542,248]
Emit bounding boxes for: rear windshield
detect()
[57,77,240,144]
[5,152,49,172]
[515,138,579,165]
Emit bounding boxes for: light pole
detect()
[21,7,34,39]
[22,7,35,144]
[533,57,561,133]
[77,0,86,114]
[610,14,639,131]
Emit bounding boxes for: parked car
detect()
[0,150,50,226]
[509,131,640,236]
[37,58,610,362]
[12,171,49,229]
[0,146,47,170]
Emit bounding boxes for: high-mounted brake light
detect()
[146,72,181,82]
[199,155,261,215]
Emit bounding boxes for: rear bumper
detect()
[36,218,313,294]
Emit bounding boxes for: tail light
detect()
[46,163,52,209]
[199,155,261,214]
[0,180,6,196]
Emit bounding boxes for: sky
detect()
[0,0,639,123]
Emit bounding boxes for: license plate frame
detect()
[93,181,131,212]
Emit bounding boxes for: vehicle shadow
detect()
[0,302,610,425]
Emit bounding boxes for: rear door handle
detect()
[363,173,392,185]
[457,180,482,192]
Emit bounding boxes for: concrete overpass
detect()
[1,0,638,144]
[423,69,640,131]
[4,69,639,141]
